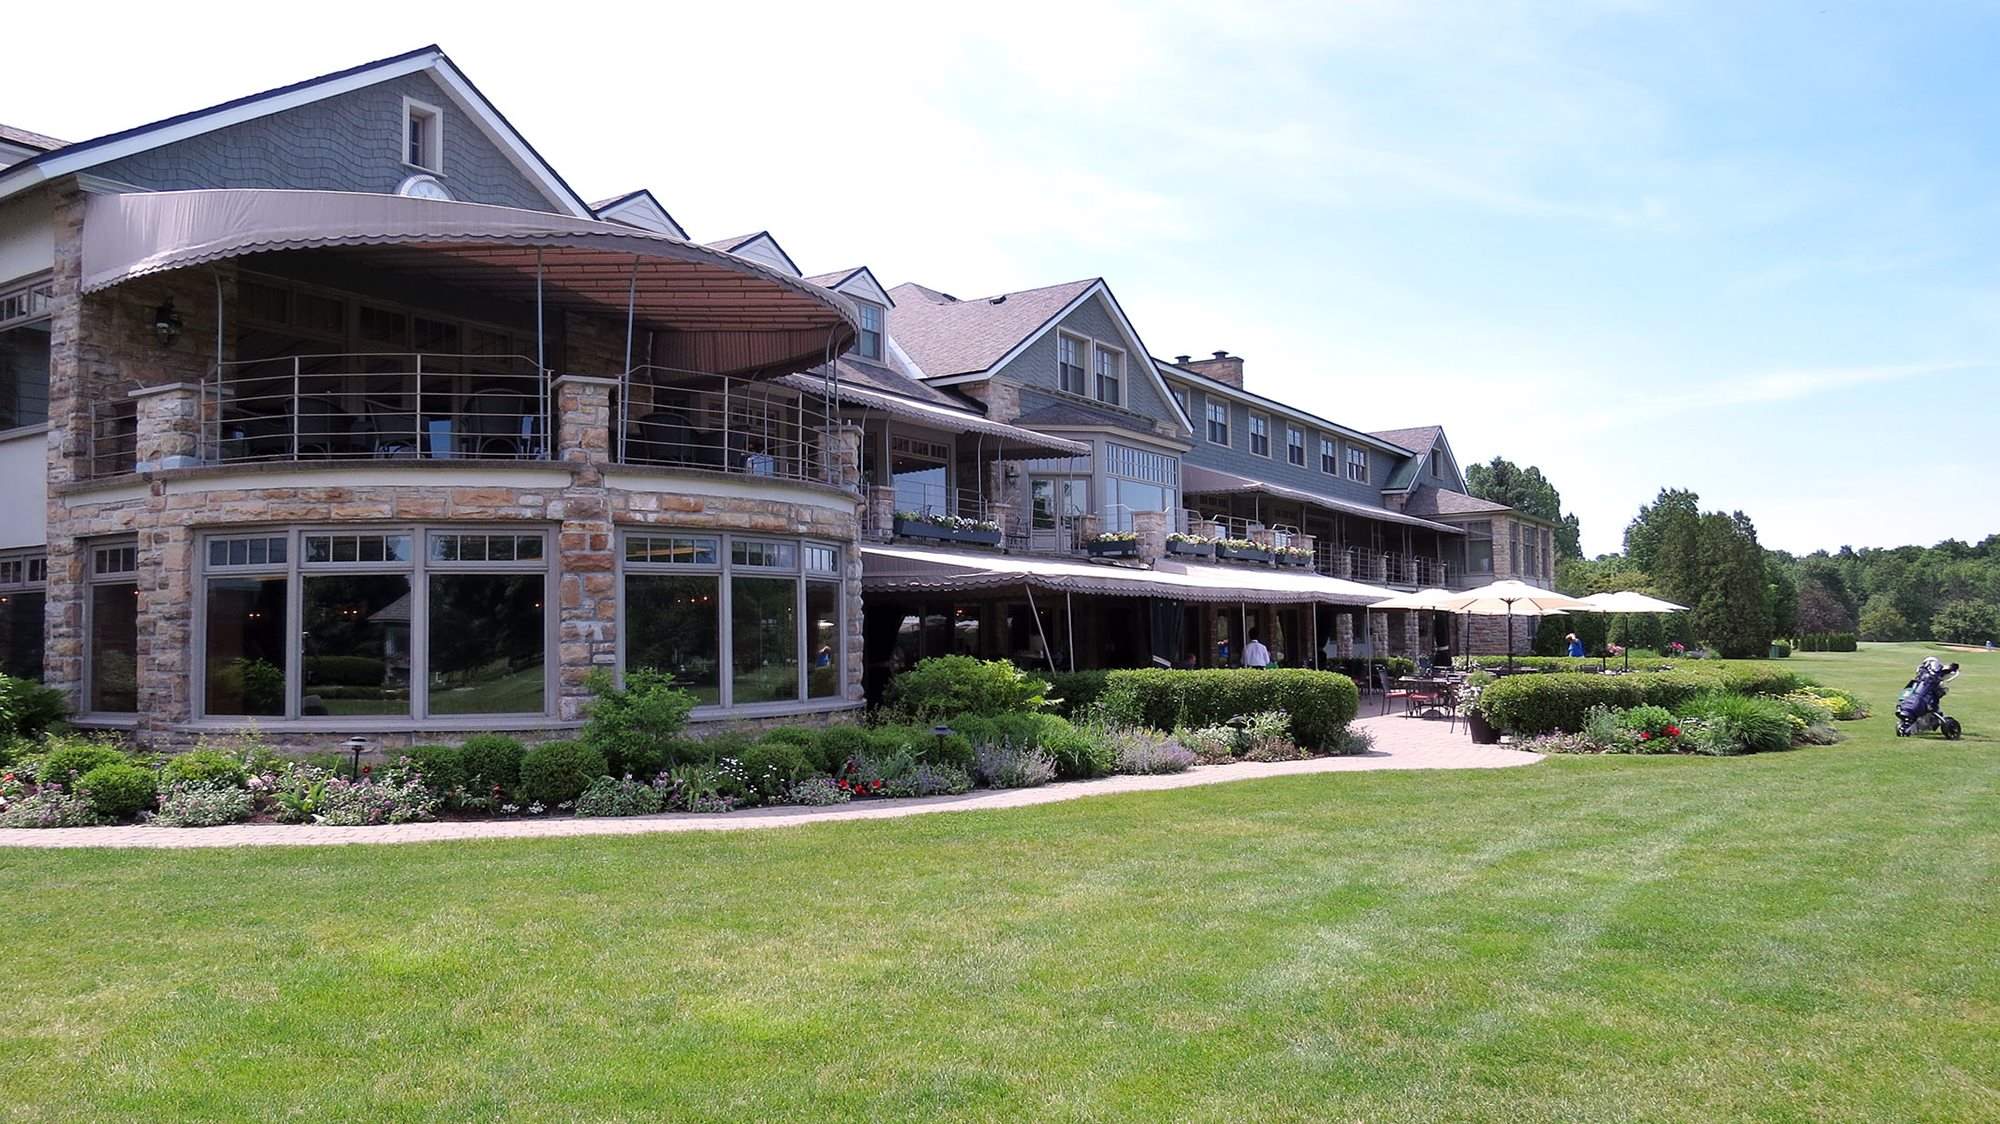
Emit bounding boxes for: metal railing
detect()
[204,352,551,466]
[618,365,830,484]
[88,402,138,478]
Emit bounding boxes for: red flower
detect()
[1666,726,1681,737]
[1638,731,1652,741]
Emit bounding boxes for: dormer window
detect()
[1430,449,1442,476]
[403,98,443,173]
[1057,334,1086,395]
[1093,346,1122,406]
[852,303,884,361]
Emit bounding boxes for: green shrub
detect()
[581,668,697,779]
[1473,666,1812,736]
[806,725,873,773]
[0,675,68,739]
[1794,685,1869,721]
[886,655,1049,721]
[1770,642,1792,658]
[35,738,130,786]
[869,724,975,771]
[459,735,525,797]
[1043,670,1110,718]
[154,781,255,827]
[401,745,466,795]
[160,748,250,790]
[736,739,816,800]
[517,740,608,806]
[1096,669,1359,750]
[683,729,757,768]
[77,762,156,820]
[972,743,1056,788]
[574,775,665,817]
[1683,693,1794,755]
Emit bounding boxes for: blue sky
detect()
[8,1,1996,555]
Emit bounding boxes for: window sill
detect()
[178,715,581,733]
[72,713,139,729]
[400,161,445,177]
[0,423,49,443]
[689,697,862,723]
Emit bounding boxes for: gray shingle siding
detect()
[93,73,557,211]
[989,293,1177,439]
[1175,380,1400,508]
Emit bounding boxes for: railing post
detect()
[290,355,300,459]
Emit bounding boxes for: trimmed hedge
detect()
[77,762,157,821]
[517,740,606,806]
[1096,669,1360,750]
[886,656,1049,722]
[1041,671,1111,719]
[1792,633,1858,653]
[459,735,526,797]
[1474,666,1813,736]
[950,713,1109,779]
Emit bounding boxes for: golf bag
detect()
[1895,657,1962,740]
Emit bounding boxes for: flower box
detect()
[1086,538,1140,559]
[1165,538,1215,559]
[1279,552,1313,568]
[1216,543,1273,564]
[893,516,1001,547]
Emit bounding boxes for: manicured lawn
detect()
[2,644,1996,1121]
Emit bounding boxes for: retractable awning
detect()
[861,544,1394,606]
[1181,464,1463,534]
[780,375,1089,458]
[79,189,858,373]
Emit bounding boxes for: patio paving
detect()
[0,714,1537,849]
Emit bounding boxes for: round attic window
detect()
[397,174,452,202]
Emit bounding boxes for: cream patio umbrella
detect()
[1576,591,1691,671]
[1437,579,1594,669]
[1368,588,1464,669]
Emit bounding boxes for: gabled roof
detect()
[0,123,66,153]
[0,45,594,216]
[824,356,959,407]
[590,189,686,239]
[1400,484,1514,518]
[805,266,894,307]
[702,230,801,277]
[1370,426,1441,456]
[884,278,1094,378]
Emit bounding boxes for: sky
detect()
[7,0,1998,556]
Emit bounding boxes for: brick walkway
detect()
[0,714,1536,849]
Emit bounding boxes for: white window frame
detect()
[0,274,54,436]
[0,547,47,682]
[1286,426,1306,467]
[1170,384,1189,417]
[1319,436,1338,475]
[1345,445,1369,483]
[618,530,848,715]
[851,302,885,361]
[1205,401,1229,446]
[402,96,444,174]
[1093,344,1123,406]
[1057,333,1087,395]
[191,525,556,726]
[1248,412,1271,458]
[83,537,140,718]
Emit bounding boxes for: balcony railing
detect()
[617,365,830,484]
[205,352,551,464]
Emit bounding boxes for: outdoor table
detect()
[1396,676,1459,720]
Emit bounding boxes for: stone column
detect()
[1081,513,1103,544]
[866,485,896,538]
[136,523,195,741]
[554,375,616,468]
[130,383,204,471]
[990,501,1016,547]
[1133,509,1168,565]
[1403,610,1421,659]
[816,423,863,491]
[1197,518,1224,542]
[1335,611,1355,660]
[1294,532,1317,571]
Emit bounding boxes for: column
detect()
[816,423,863,491]
[1133,509,1168,565]
[130,383,205,471]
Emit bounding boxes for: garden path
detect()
[0,715,1537,849]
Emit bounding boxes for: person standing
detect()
[1566,632,1586,658]
[1244,631,1271,668]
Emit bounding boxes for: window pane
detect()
[89,582,139,712]
[301,575,412,716]
[807,581,840,699]
[1,589,45,681]
[427,574,547,715]
[0,319,52,430]
[731,576,798,703]
[204,576,288,716]
[625,574,721,706]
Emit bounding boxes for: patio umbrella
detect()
[1576,591,1691,670]
[1437,580,1593,669]
[1368,588,1463,669]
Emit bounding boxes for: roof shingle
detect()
[885,278,1097,378]
[1400,484,1514,518]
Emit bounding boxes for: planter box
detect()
[1165,540,1215,559]
[1216,545,1273,564]
[893,517,1001,547]
[1279,554,1312,568]
[1086,539,1140,559]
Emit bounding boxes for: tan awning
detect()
[861,544,1394,606]
[780,375,1089,457]
[1181,464,1463,534]
[79,189,857,373]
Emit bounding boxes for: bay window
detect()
[622,532,846,710]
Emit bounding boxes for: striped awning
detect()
[862,544,1395,606]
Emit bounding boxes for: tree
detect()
[1623,489,1703,601]
[1765,555,1798,641]
[1689,511,1774,658]
[1858,595,1914,642]
[1930,599,2000,645]
[1466,457,1583,559]
[1795,582,1853,634]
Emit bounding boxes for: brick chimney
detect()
[1183,349,1243,388]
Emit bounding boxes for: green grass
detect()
[3,643,1996,1121]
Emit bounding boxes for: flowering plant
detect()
[1091,531,1139,543]
[1277,545,1314,559]
[895,510,1001,534]
[1217,538,1263,552]
[1167,532,1217,545]
[1666,641,1687,656]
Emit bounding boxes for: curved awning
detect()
[79,189,858,373]
[1182,464,1463,535]
[861,544,1395,607]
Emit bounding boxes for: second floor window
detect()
[852,303,884,361]
[1346,445,1369,482]
[1286,426,1305,467]
[1320,436,1337,474]
[1094,347,1121,406]
[1058,336,1086,395]
[1206,402,1228,445]
[1430,449,1442,476]
[1466,521,1494,574]
[404,99,442,172]
[0,277,53,432]
[1171,384,1189,417]
[1249,414,1270,457]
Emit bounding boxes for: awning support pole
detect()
[1310,602,1319,669]
[1024,583,1058,674]
[1239,601,1247,667]
[535,248,547,452]
[620,254,639,463]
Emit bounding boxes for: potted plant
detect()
[892,510,1003,547]
[1165,532,1216,559]
[1277,545,1314,569]
[1086,531,1140,559]
[1215,538,1272,564]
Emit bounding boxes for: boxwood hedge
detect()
[1474,666,1813,736]
[1095,669,1359,750]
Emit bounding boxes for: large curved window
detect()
[623,533,844,710]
